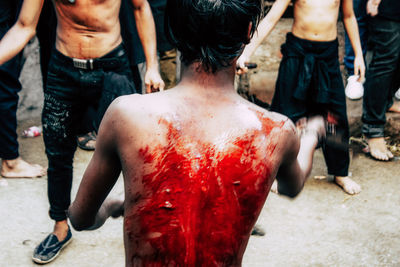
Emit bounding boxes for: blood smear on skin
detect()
[125,113,284,266]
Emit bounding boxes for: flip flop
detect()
[77,131,96,151]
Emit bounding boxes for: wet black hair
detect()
[165,0,263,73]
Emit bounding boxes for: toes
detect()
[371,150,389,161]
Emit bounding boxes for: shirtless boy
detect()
[68,0,326,266]
[238,0,364,195]
[0,0,163,264]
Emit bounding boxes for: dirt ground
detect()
[1,19,400,266]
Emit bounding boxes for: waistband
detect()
[51,43,126,70]
[286,33,338,49]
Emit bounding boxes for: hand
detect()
[353,55,366,83]
[236,54,250,75]
[84,198,124,230]
[304,116,326,142]
[367,0,380,17]
[104,198,124,218]
[145,67,165,93]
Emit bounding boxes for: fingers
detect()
[146,80,165,93]
[366,1,378,16]
[354,65,361,80]
[236,67,248,75]
[236,56,249,75]
[145,82,151,94]
[354,63,366,83]
[359,64,366,83]
[158,80,165,92]
[144,70,165,93]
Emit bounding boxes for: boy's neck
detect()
[179,62,237,95]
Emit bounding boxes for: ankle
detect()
[54,220,69,232]
[2,157,20,168]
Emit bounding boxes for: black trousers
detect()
[271,34,350,177]
[362,16,400,138]
[43,44,136,221]
[76,0,144,134]
[0,20,23,160]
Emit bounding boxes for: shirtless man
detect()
[0,0,163,264]
[68,0,326,265]
[238,0,364,195]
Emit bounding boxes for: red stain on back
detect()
[125,112,284,266]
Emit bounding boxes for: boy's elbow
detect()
[342,10,355,21]
[16,21,37,41]
[70,217,94,232]
[279,187,301,198]
[68,207,95,231]
[277,181,303,198]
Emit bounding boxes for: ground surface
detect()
[1,19,399,266]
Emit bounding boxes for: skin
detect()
[0,2,46,179]
[0,0,164,92]
[237,0,363,195]
[364,0,395,161]
[69,59,325,266]
[1,157,46,178]
[0,0,163,241]
[237,0,365,82]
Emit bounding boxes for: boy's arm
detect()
[131,0,164,93]
[342,0,365,82]
[237,0,291,73]
[0,0,43,65]
[276,117,323,197]
[68,101,124,231]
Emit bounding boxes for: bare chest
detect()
[52,0,120,30]
[54,0,108,5]
[295,0,340,9]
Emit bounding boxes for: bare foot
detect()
[334,176,361,195]
[270,180,278,194]
[388,101,400,113]
[367,137,393,161]
[1,157,46,178]
[53,220,69,241]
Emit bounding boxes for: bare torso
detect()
[52,0,122,58]
[113,87,291,266]
[292,0,341,41]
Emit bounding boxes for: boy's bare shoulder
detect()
[249,102,295,128]
[251,105,297,138]
[107,92,173,120]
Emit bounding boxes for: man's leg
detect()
[322,57,361,195]
[0,31,45,178]
[323,104,361,195]
[362,17,400,161]
[32,56,82,263]
[0,54,21,163]
[33,91,76,264]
